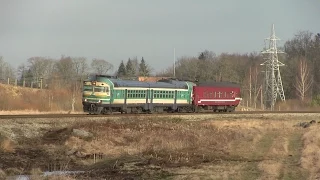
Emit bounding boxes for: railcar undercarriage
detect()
[83,102,236,115]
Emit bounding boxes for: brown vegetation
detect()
[0,83,82,112]
[1,114,320,179]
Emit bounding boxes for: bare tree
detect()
[71,57,88,111]
[72,57,88,79]
[28,57,54,84]
[245,65,263,108]
[0,56,16,83]
[55,56,74,83]
[130,56,139,76]
[295,57,313,101]
[175,57,200,81]
[91,59,113,75]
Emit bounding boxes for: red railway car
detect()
[193,82,242,112]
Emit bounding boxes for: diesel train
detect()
[82,75,242,114]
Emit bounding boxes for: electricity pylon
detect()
[260,24,286,111]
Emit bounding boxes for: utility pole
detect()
[173,48,176,78]
[260,24,286,111]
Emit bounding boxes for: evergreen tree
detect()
[126,58,135,77]
[117,60,126,77]
[138,57,150,76]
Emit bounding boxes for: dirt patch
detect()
[42,127,74,144]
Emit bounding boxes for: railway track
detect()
[0,111,319,119]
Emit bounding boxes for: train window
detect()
[83,86,92,91]
[94,87,105,92]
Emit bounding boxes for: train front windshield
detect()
[93,87,109,93]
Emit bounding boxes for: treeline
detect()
[158,31,320,108]
[0,56,152,88]
[116,57,151,78]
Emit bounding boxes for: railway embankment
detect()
[0,83,83,113]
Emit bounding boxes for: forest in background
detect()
[0,30,319,111]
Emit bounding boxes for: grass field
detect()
[0,113,320,179]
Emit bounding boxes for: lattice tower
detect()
[260,24,286,111]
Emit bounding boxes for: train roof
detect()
[196,81,240,88]
[109,78,189,89]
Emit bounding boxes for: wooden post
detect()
[261,87,263,110]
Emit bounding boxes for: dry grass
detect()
[0,110,84,115]
[0,169,6,179]
[0,136,15,152]
[0,114,319,179]
[65,118,235,159]
[301,125,320,180]
[0,83,83,112]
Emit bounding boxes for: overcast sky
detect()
[0,0,319,72]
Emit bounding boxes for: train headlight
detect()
[98,100,102,103]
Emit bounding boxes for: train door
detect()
[144,89,149,110]
[123,89,128,111]
[144,89,153,111]
[109,89,114,104]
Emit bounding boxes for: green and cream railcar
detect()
[82,75,195,114]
